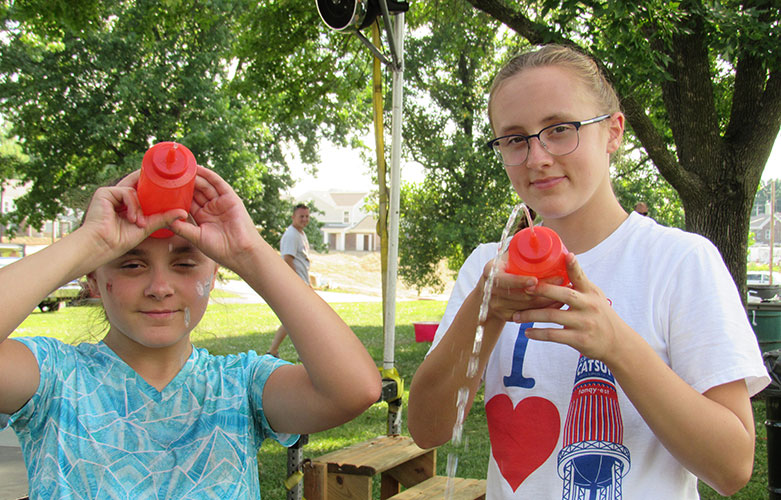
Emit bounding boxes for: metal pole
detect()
[382,12,404,371]
[769,183,776,285]
[377,0,401,70]
[355,30,393,67]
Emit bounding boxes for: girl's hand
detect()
[169,166,262,269]
[518,253,628,363]
[482,256,565,323]
[81,171,187,257]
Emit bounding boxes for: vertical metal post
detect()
[286,435,308,500]
[382,11,404,372]
[769,179,776,285]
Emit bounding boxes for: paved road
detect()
[214,278,448,304]
[0,429,27,500]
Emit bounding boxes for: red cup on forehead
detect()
[137,142,197,238]
[506,225,570,286]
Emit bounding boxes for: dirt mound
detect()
[309,251,454,300]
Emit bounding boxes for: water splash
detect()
[445,453,459,498]
[445,202,526,499]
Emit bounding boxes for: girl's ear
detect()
[210,264,220,290]
[606,112,625,154]
[86,272,101,298]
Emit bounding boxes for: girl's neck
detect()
[544,193,628,255]
[103,331,193,391]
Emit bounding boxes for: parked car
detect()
[0,246,83,312]
[747,271,781,285]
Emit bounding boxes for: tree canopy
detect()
[464,0,780,299]
[0,0,371,246]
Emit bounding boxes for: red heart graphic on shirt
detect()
[486,394,560,492]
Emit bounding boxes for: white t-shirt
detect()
[280,225,310,284]
[430,212,769,499]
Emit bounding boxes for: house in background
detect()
[296,190,379,251]
[1,180,78,244]
[750,201,781,245]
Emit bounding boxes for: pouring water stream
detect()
[444,202,532,498]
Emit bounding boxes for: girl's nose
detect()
[145,269,174,300]
[525,137,553,169]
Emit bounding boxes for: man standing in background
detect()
[267,203,311,357]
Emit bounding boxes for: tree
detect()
[396,4,522,291]
[611,141,685,228]
[0,122,26,239]
[0,0,371,242]
[465,0,781,300]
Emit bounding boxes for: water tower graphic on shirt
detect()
[557,355,631,499]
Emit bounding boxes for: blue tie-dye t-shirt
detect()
[0,336,298,499]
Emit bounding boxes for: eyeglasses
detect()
[487,114,611,166]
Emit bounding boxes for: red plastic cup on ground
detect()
[137,142,197,238]
[506,225,570,286]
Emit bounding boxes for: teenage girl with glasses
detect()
[0,166,381,499]
[408,44,768,499]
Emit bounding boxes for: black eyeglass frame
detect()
[486,114,612,166]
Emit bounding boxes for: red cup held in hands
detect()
[137,142,197,238]
[506,225,570,286]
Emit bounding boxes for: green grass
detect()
[10,301,771,499]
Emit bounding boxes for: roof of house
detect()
[298,190,368,209]
[751,213,781,231]
[346,215,378,233]
[330,192,367,207]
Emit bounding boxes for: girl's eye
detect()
[174,261,198,269]
[549,124,572,135]
[120,262,143,270]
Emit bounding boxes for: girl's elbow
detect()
[346,371,382,416]
[713,462,754,497]
[408,422,448,450]
[363,375,382,408]
[407,406,450,450]
[704,453,754,497]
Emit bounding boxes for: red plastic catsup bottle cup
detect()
[506,225,570,286]
[137,142,197,238]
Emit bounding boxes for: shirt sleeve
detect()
[0,336,61,433]
[247,352,300,448]
[279,228,298,258]
[665,239,770,396]
[428,243,498,355]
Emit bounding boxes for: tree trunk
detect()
[681,176,753,306]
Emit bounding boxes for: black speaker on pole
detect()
[315,0,408,32]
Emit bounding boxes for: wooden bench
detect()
[387,476,486,499]
[303,435,435,500]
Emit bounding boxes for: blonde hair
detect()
[488,45,621,129]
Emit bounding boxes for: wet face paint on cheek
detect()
[105,281,113,293]
[195,280,212,297]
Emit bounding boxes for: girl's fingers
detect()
[116,170,141,188]
[117,187,143,225]
[168,216,200,242]
[564,252,587,289]
[193,173,219,201]
[195,165,232,196]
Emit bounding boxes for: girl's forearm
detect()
[0,229,102,340]
[235,239,381,423]
[408,288,503,448]
[608,329,755,495]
